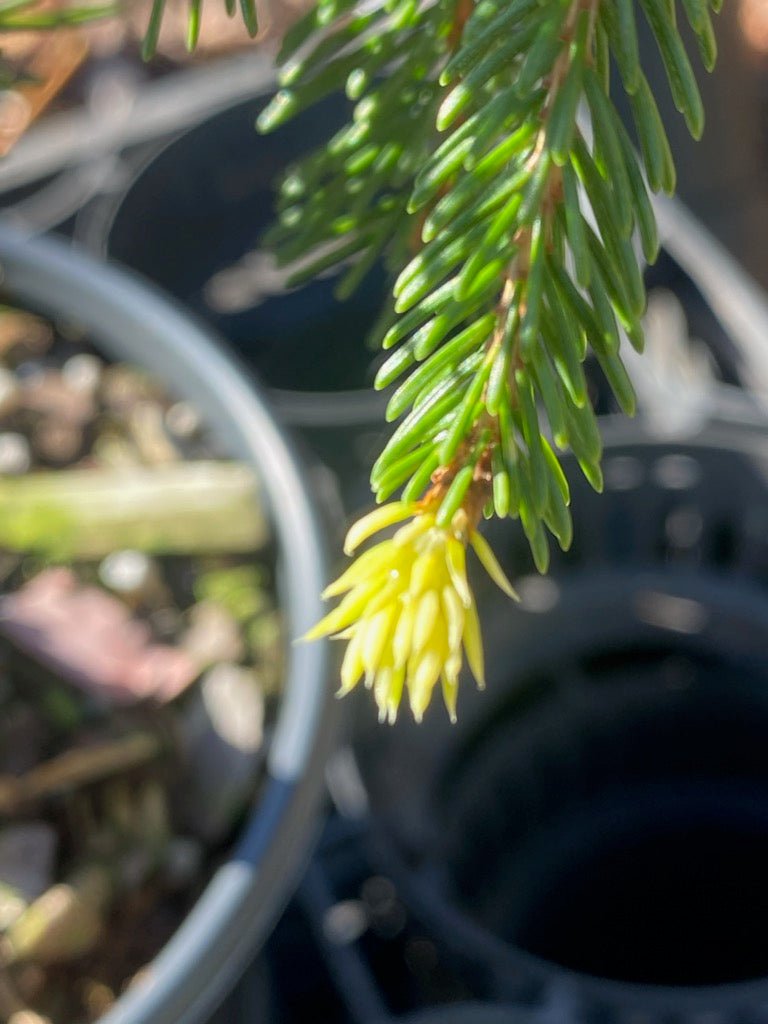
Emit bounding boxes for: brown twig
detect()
[485,0,600,413]
[0,24,89,158]
[0,733,162,815]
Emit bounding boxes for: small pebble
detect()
[0,567,197,705]
[54,321,88,345]
[61,353,102,395]
[21,371,93,424]
[79,978,115,1019]
[0,883,27,930]
[81,978,115,1019]
[201,664,264,751]
[0,311,52,358]
[0,822,57,904]
[0,433,31,475]
[8,1011,53,1024]
[182,602,244,668]
[177,664,265,841]
[100,365,151,412]
[32,421,82,464]
[99,550,155,598]
[91,431,141,469]
[7,864,110,965]
[165,401,201,440]
[129,402,179,465]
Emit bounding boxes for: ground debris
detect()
[0,309,283,1023]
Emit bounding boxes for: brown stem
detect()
[447,0,474,52]
[483,0,599,425]
[418,0,600,517]
[0,733,163,815]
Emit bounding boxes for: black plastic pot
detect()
[353,415,768,1023]
[75,92,391,512]
[0,225,338,1024]
[400,1007,533,1023]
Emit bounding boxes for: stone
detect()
[0,568,199,706]
[0,312,52,358]
[0,823,57,906]
[7,864,111,965]
[100,365,158,414]
[0,434,31,476]
[32,421,82,465]
[8,1011,53,1024]
[61,354,102,395]
[175,664,264,841]
[165,401,201,440]
[99,550,157,600]
[128,402,179,465]
[21,371,94,426]
[181,601,244,668]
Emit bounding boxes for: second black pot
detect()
[76,91,391,512]
[352,415,768,1023]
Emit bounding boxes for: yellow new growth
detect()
[304,501,518,723]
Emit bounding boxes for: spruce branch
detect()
[263,0,720,721]
[141,0,260,57]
